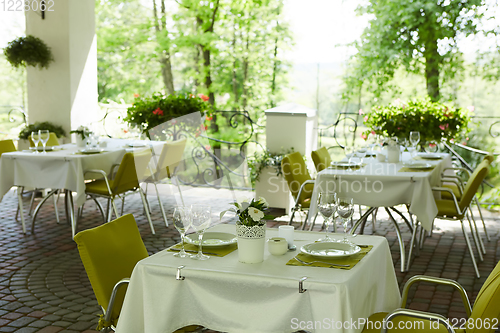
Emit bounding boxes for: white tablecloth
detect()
[116,224,401,333]
[309,153,452,230]
[0,145,126,206]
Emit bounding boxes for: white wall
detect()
[25,0,98,137]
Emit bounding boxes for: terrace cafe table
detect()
[0,144,127,236]
[309,153,452,271]
[115,224,401,333]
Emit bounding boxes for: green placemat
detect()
[286,245,373,270]
[329,163,367,170]
[398,165,435,172]
[167,242,237,257]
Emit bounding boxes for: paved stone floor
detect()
[0,185,498,332]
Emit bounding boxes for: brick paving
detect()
[0,186,498,332]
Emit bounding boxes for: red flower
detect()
[371,130,376,135]
[358,109,364,115]
[361,133,367,140]
[153,108,164,116]
[439,124,449,131]
[198,94,209,102]
[133,93,140,98]
[363,115,369,122]
[123,129,128,133]
[206,116,213,121]
[205,145,211,151]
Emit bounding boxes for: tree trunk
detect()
[424,35,440,102]
[153,0,175,95]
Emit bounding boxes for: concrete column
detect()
[25,0,98,137]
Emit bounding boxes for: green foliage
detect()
[19,122,66,140]
[4,36,54,69]
[363,98,471,143]
[123,92,213,134]
[345,0,486,102]
[247,148,295,184]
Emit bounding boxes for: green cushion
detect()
[85,179,115,197]
[0,139,16,157]
[282,151,314,206]
[436,199,465,219]
[441,183,462,200]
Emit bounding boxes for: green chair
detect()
[282,151,315,229]
[362,259,500,332]
[441,154,494,245]
[84,149,155,234]
[143,138,187,226]
[311,147,332,172]
[0,139,16,157]
[432,159,489,278]
[74,214,148,333]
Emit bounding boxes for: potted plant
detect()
[70,126,92,147]
[362,98,471,145]
[221,197,273,263]
[123,92,212,138]
[248,149,296,212]
[4,35,54,69]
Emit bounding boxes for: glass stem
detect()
[197,232,203,256]
[43,143,46,153]
[180,233,185,252]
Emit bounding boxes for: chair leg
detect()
[288,208,297,225]
[466,212,483,262]
[406,220,420,271]
[92,197,106,223]
[173,176,185,206]
[52,191,60,224]
[301,211,310,230]
[461,219,480,278]
[468,209,486,255]
[475,196,490,242]
[121,196,125,216]
[139,189,155,234]
[111,198,119,219]
[385,207,405,273]
[371,208,377,232]
[17,187,26,234]
[308,213,318,231]
[153,182,169,226]
[28,191,36,216]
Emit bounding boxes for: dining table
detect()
[0,139,163,237]
[309,152,453,272]
[115,224,401,333]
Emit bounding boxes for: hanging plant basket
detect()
[3,35,54,69]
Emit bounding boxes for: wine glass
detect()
[424,140,439,153]
[31,131,40,153]
[337,197,354,244]
[173,206,191,258]
[344,145,354,171]
[409,131,420,149]
[190,205,211,260]
[317,192,337,242]
[353,143,367,170]
[39,130,50,154]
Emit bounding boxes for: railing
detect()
[97,104,263,190]
[0,105,27,139]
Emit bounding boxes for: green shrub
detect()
[4,35,54,69]
[19,122,66,140]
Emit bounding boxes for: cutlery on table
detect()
[293,257,350,267]
[169,248,220,256]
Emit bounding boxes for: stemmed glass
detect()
[39,130,50,154]
[190,205,211,260]
[337,197,354,244]
[31,131,40,153]
[353,143,366,170]
[173,206,191,258]
[424,140,439,153]
[344,145,354,171]
[317,192,337,242]
[410,131,420,149]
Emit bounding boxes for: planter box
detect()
[254,166,294,214]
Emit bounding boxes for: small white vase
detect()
[387,144,400,163]
[236,224,266,264]
[76,136,87,148]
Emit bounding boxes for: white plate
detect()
[329,161,360,168]
[127,142,147,148]
[185,232,237,247]
[403,162,433,169]
[78,148,103,154]
[29,146,61,152]
[300,242,361,258]
[418,153,442,159]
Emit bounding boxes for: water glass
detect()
[190,205,211,260]
[39,130,50,154]
[424,140,439,153]
[317,192,337,242]
[344,146,354,171]
[173,206,191,258]
[337,197,354,244]
[31,131,40,153]
[409,131,420,149]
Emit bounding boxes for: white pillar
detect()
[25,0,98,138]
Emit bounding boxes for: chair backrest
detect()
[468,260,500,333]
[74,214,148,323]
[113,149,152,195]
[282,151,314,204]
[0,139,16,157]
[154,138,187,180]
[459,160,489,211]
[29,132,59,147]
[483,153,495,164]
[311,147,332,172]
